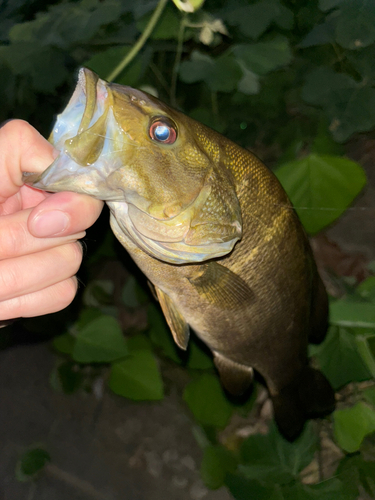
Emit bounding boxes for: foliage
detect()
[2,0,375,498]
[15,447,51,482]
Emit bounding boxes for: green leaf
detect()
[334,402,375,453]
[299,16,336,48]
[355,333,375,378]
[363,386,375,407]
[335,0,375,49]
[179,51,241,92]
[52,333,75,355]
[75,308,103,330]
[183,373,233,428]
[127,333,153,352]
[109,350,164,400]
[9,0,123,48]
[302,68,375,142]
[227,474,353,500]
[239,422,317,485]
[72,315,128,363]
[0,44,68,92]
[319,0,343,11]
[302,67,356,107]
[275,154,366,234]
[233,36,292,76]
[356,276,375,302]
[148,304,182,364]
[186,338,214,370]
[336,454,375,499]
[225,473,274,500]
[281,479,355,500]
[346,44,375,81]
[224,0,293,39]
[16,448,50,482]
[85,46,142,86]
[137,4,182,40]
[311,326,372,389]
[122,276,141,308]
[330,300,375,329]
[51,361,84,394]
[188,107,227,133]
[200,445,237,489]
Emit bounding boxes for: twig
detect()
[106,0,168,82]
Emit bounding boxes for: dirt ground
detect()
[0,139,374,500]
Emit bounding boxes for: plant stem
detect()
[106,0,168,82]
[170,13,187,106]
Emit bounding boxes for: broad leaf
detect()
[335,0,375,49]
[336,454,375,499]
[302,68,375,141]
[311,326,372,389]
[16,448,50,482]
[334,402,375,453]
[72,315,128,363]
[200,445,237,489]
[233,36,292,76]
[239,422,317,485]
[183,373,233,428]
[85,46,142,86]
[109,350,164,400]
[225,473,274,500]
[180,50,242,92]
[52,333,75,355]
[223,0,293,39]
[51,361,83,394]
[363,387,375,407]
[330,300,375,329]
[275,154,366,234]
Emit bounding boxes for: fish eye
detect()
[149,118,177,144]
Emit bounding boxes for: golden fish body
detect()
[26,68,335,440]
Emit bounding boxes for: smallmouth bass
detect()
[25,68,335,440]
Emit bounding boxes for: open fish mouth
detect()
[23,68,123,201]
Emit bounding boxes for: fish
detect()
[24,68,335,440]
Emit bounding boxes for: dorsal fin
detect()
[155,287,190,350]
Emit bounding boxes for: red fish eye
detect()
[149,120,177,144]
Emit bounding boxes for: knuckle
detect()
[0,263,21,298]
[0,220,29,259]
[51,277,78,310]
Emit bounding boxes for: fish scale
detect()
[24,68,335,441]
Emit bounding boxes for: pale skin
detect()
[0,120,103,324]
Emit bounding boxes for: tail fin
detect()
[271,366,335,441]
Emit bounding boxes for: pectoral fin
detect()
[213,351,254,396]
[155,287,190,350]
[188,262,254,309]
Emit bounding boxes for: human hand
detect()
[0,120,104,322]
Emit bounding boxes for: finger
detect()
[28,191,104,238]
[0,120,55,202]
[0,242,83,302]
[0,209,85,260]
[0,185,49,216]
[0,276,78,320]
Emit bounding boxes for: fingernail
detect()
[31,210,70,237]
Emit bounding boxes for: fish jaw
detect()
[24,68,126,201]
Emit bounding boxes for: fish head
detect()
[25,68,242,264]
